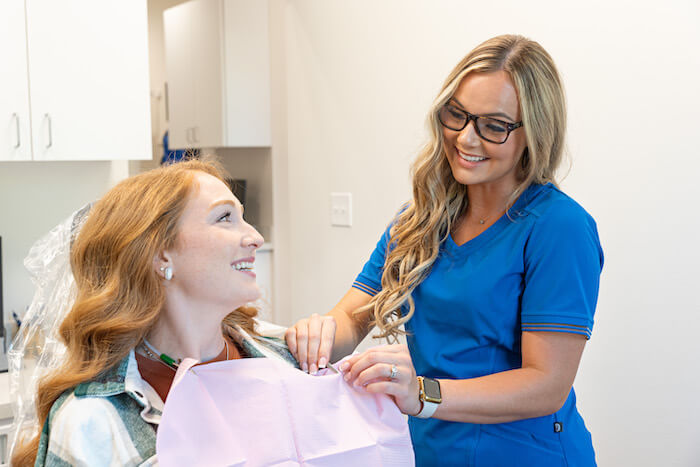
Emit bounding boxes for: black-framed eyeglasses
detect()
[438,103,523,144]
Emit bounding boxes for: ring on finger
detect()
[389,364,398,380]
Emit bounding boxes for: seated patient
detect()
[12,158,297,466]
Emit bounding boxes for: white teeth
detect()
[233,262,254,271]
[458,152,486,162]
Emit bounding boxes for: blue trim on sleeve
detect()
[352,281,379,297]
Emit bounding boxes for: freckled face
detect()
[442,70,527,192]
[165,172,264,310]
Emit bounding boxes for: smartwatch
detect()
[415,376,442,419]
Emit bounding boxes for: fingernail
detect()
[310,364,318,375]
[318,357,327,369]
[339,362,349,372]
[343,373,350,381]
[301,362,308,373]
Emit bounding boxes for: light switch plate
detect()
[330,192,352,227]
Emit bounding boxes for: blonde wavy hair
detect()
[366,34,567,341]
[12,158,259,466]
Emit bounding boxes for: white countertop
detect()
[0,372,12,420]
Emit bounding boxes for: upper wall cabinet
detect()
[0,0,32,161]
[164,0,271,149]
[0,0,152,162]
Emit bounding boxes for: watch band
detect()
[415,376,441,419]
[415,398,439,418]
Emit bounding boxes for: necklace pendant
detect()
[160,353,179,368]
[479,219,485,225]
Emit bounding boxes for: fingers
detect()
[361,378,421,416]
[351,362,399,387]
[284,314,337,373]
[293,319,310,372]
[340,344,409,376]
[317,316,336,370]
[342,345,413,384]
[284,326,298,358]
[362,381,400,396]
[339,344,421,416]
[306,314,322,374]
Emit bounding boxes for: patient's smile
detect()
[232,259,255,272]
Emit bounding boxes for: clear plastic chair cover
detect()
[7,204,91,458]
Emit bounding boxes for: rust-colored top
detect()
[135,337,242,402]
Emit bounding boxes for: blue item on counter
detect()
[161,131,198,165]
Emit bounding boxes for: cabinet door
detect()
[26,0,152,161]
[223,0,271,147]
[164,1,196,150]
[164,0,270,150]
[190,0,225,149]
[0,0,32,161]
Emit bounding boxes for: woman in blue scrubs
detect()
[287,34,603,466]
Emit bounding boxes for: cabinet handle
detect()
[44,113,53,149]
[164,82,170,122]
[12,113,20,148]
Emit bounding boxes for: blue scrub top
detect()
[353,183,603,467]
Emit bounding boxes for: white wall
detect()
[214,147,274,241]
[0,161,127,334]
[276,1,700,465]
[268,0,293,327]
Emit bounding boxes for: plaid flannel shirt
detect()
[35,336,298,466]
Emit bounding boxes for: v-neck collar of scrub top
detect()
[445,183,549,256]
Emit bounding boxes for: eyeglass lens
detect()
[438,104,510,144]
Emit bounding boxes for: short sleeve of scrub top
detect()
[520,198,604,338]
[351,224,392,297]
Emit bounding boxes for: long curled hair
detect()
[12,158,259,466]
[366,34,567,340]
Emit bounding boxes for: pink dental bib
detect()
[156,356,414,466]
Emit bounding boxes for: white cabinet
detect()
[164,0,224,149]
[0,0,152,161]
[164,0,271,150]
[0,0,32,161]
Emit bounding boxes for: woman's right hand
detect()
[285,313,337,374]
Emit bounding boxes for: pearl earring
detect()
[160,266,173,281]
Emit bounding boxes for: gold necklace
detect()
[471,209,504,225]
[472,213,491,225]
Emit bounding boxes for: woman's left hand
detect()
[339,344,422,416]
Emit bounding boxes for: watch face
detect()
[423,377,441,402]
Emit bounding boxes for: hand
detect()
[340,344,422,416]
[285,313,336,374]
